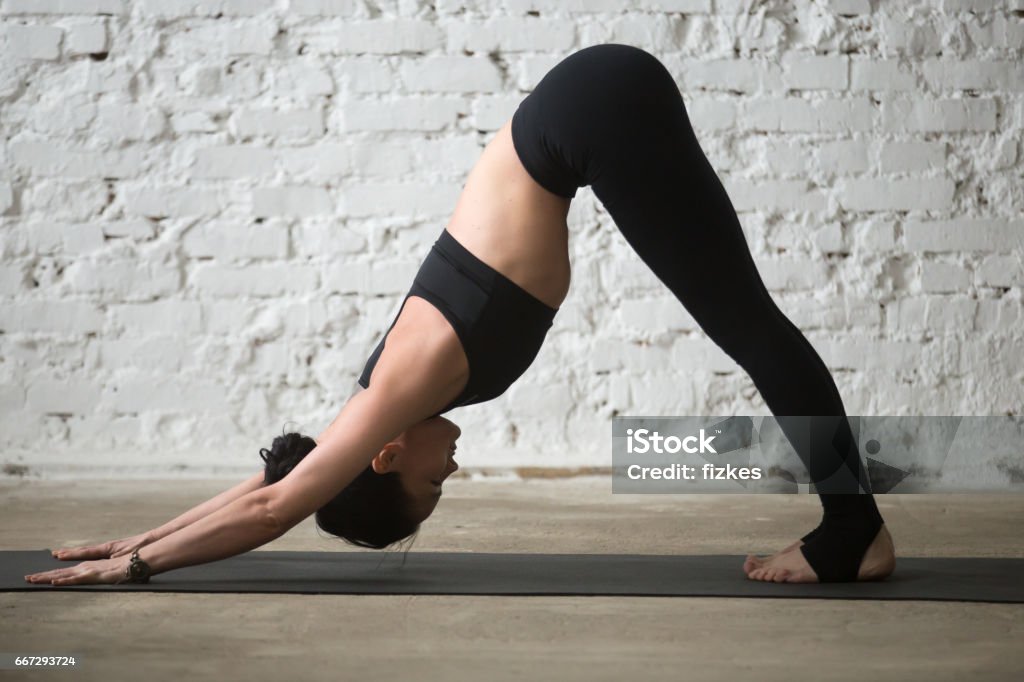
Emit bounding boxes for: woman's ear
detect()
[370,442,400,474]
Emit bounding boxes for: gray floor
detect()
[2,476,1022,682]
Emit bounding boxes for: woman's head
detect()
[260,416,460,550]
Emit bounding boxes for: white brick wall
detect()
[0,1,1021,478]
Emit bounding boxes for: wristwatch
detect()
[124,549,152,584]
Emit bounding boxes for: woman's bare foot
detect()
[743,524,895,583]
[743,538,804,574]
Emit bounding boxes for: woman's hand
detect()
[24,556,132,586]
[49,532,153,561]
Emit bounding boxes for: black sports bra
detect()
[357,228,559,417]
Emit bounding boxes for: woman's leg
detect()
[511,43,886,582]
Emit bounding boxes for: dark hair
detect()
[259,431,421,550]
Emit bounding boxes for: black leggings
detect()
[511,43,885,582]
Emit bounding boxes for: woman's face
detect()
[371,416,460,521]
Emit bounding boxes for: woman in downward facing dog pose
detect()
[28,43,895,587]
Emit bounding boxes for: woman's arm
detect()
[135,325,464,577]
[266,330,467,528]
[144,470,268,543]
[134,484,282,577]
[138,384,439,576]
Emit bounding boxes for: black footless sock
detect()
[799,495,885,582]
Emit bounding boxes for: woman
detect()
[26,43,895,587]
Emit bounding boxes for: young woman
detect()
[26,43,895,587]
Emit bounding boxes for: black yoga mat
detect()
[5,550,1022,603]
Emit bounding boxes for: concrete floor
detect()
[2,476,1022,682]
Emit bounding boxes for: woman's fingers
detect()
[51,543,110,560]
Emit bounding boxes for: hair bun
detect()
[260,432,318,485]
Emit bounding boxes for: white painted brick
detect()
[817,140,870,174]
[0,264,26,294]
[741,97,873,133]
[303,20,444,54]
[836,178,955,211]
[851,219,892,250]
[64,20,107,55]
[337,56,394,93]
[823,337,922,371]
[338,183,460,219]
[96,336,192,372]
[167,21,277,58]
[975,254,1024,288]
[399,57,503,93]
[6,24,63,60]
[921,261,971,293]
[266,64,334,96]
[828,0,871,14]
[879,17,942,57]
[685,97,737,131]
[170,110,219,134]
[279,144,352,179]
[636,0,709,11]
[905,218,1024,252]
[758,258,831,291]
[0,182,13,213]
[507,381,573,420]
[815,223,845,252]
[615,295,698,332]
[10,140,142,178]
[183,221,288,260]
[2,0,124,12]
[323,262,371,295]
[1004,13,1024,49]
[296,223,368,258]
[780,54,848,90]
[725,179,828,212]
[340,98,460,132]
[850,59,917,91]
[94,104,167,142]
[192,146,276,178]
[607,16,688,50]
[681,58,773,93]
[598,257,663,296]
[888,296,977,333]
[881,97,997,133]
[941,0,1003,11]
[5,221,105,256]
[232,108,325,140]
[125,187,225,218]
[0,384,26,412]
[106,375,229,413]
[26,380,101,414]
[109,300,202,335]
[137,0,274,18]
[588,337,625,373]
[290,0,360,15]
[252,187,334,217]
[672,337,742,374]
[66,259,180,299]
[101,219,157,241]
[780,296,848,330]
[920,59,1024,92]
[448,18,576,53]
[191,263,318,297]
[976,296,1022,330]
[879,141,946,173]
[198,301,256,335]
[367,260,420,296]
[0,302,104,334]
